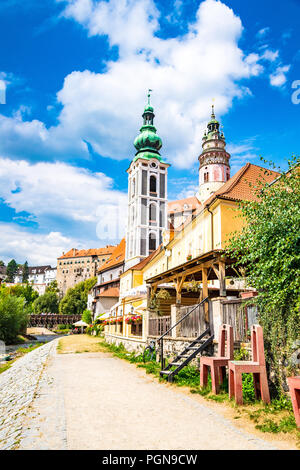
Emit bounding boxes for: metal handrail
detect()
[156,296,209,370]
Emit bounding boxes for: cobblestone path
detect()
[0,344,288,450]
[0,340,59,450]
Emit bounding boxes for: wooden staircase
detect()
[160,328,214,382]
[156,297,214,382]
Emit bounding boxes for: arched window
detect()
[149,233,156,252]
[149,203,156,223]
[204,172,209,182]
[150,175,157,193]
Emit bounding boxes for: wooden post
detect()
[176,275,186,305]
[219,260,226,297]
[202,267,209,322]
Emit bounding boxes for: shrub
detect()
[0,295,27,344]
[82,309,92,324]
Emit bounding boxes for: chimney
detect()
[73,248,76,256]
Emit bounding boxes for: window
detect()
[204,172,209,182]
[150,175,157,193]
[142,170,147,195]
[132,178,135,198]
[140,228,146,256]
[159,173,165,198]
[149,203,156,223]
[149,233,156,252]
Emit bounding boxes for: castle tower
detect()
[125,91,170,271]
[198,105,231,204]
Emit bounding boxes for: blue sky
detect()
[0,0,299,266]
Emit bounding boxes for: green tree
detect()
[0,260,4,267]
[46,280,59,295]
[33,291,59,314]
[6,259,18,283]
[0,294,28,344]
[22,261,29,283]
[59,277,97,315]
[227,157,300,395]
[82,309,92,324]
[0,283,39,313]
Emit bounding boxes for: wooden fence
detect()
[179,303,207,338]
[221,299,258,341]
[28,314,82,328]
[148,300,258,341]
[148,316,171,337]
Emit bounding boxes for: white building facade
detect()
[125,92,170,271]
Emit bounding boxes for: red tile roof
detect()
[168,196,202,214]
[127,247,161,272]
[203,163,280,206]
[98,287,120,298]
[98,238,126,273]
[58,246,115,260]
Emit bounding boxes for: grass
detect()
[0,342,43,374]
[57,334,107,354]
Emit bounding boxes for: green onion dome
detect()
[134,125,162,154]
[133,92,163,162]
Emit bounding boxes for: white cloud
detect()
[261,49,279,62]
[270,65,290,87]
[0,0,265,169]
[0,224,75,266]
[0,157,127,239]
[256,27,270,38]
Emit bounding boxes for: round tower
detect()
[198,105,231,204]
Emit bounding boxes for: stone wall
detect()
[104,333,147,354]
[147,335,215,366]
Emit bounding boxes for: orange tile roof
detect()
[203,163,280,206]
[98,286,120,298]
[168,196,202,214]
[127,246,161,272]
[58,246,115,260]
[98,238,126,273]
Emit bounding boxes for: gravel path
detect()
[0,344,285,450]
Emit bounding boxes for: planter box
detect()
[241,291,258,299]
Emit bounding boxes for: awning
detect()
[119,284,148,299]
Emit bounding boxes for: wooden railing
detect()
[148,316,171,337]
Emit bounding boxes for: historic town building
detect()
[57,246,115,295]
[88,239,125,320]
[13,265,57,295]
[125,92,170,271]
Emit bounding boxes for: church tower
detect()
[125,91,170,271]
[198,106,231,204]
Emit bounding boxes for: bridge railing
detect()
[28,314,82,328]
